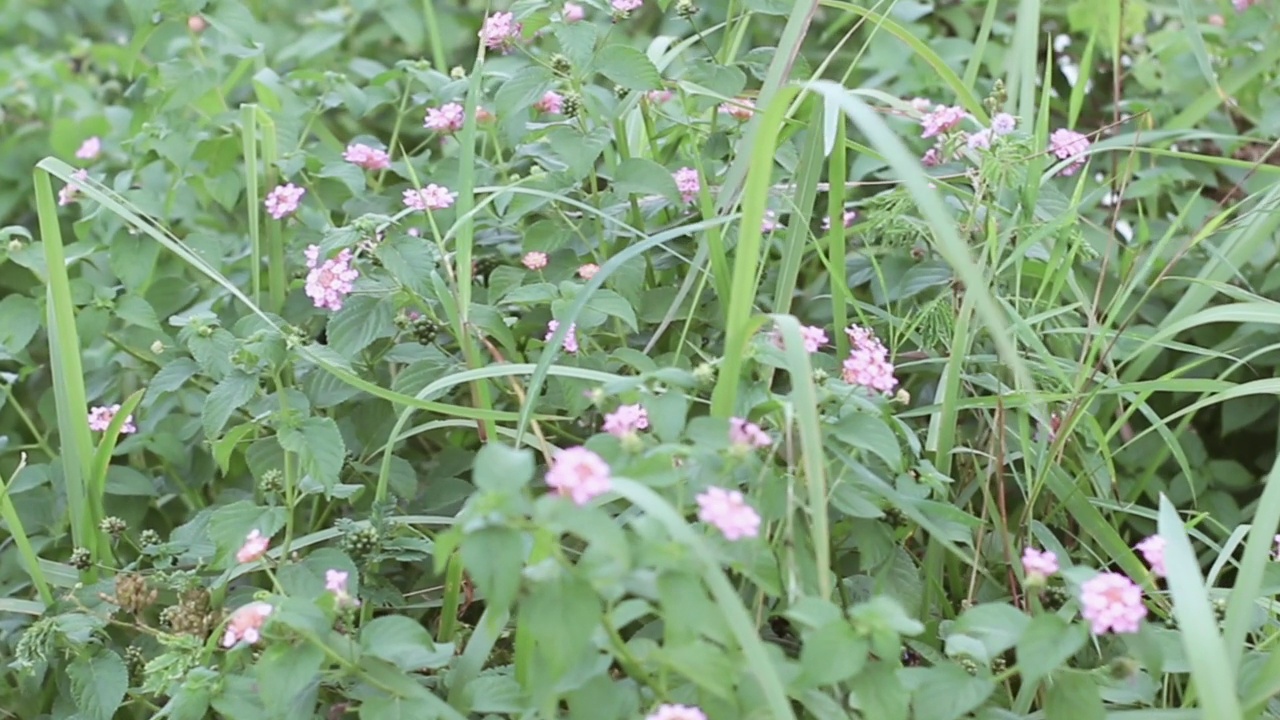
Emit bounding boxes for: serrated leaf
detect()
[255,642,323,717]
[911,664,994,720]
[203,371,258,437]
[682,60,746,100]
[115,294,161,330]
[798,620,868,687]
[327,295,395,359]
[518,573,602,681]
[208,500,287,562]
[361,616,453,671]
[378,234,439,296]
[831,412,902,470]
[576,289,637,331]
[460,526,524,615]
[495,66,555,116]
[474,443,534,494]
[501,282,561,305]
[546,126,612,180]
[597,45,661,90]
[67,650,128,720]
[0,295,41,355]
[212,423,258,475]
[318,161,367,194]
[277,416,347,491]
[614,158,681,204]
[146,358,199,402]
[553,21,598,68]
[1045,669,1104,720]
[951,603,1029,657]
[1016,613,1087,685]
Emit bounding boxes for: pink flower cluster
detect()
[522,251,548,270]
[76,137,101,160]
[673,167,700,203]
[236,529,270,564]
[1135,535,1167,577]
[578,263,600,280]
[761,210,782,233]
[222,601,273,648]
[326,569,359,607]
[343,143,391,171]
[425,103,466,133]
[403,184,456,211]
[545,320,579,353]
[771,324,828,354]
[88,404,137,434]
[719,98,755,121]
[563,2,585,21]
[1080,572,1147,635]
[821,209,857,231]
[58,169,89,206]
[479,11,521,51]
[841,324,898,393]
[1049,128,1091,176]
[546,446,612,505]
[920,104,967,139]
[1021,547,1058,582]
[535,91,564,114]
[304,245,359,312]
[696,486,761,541]
[265,183,305,219]
[646,705,707,720]
[603,404,648,437]
[612,0,643,12]
[729,417,771,449]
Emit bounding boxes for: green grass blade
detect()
[1222,455,1280,676]
[241,104,262,306]
[0,454,54,606]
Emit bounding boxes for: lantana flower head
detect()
[1135,535,1167,577]
[403,184,457,211]
[729,417,771,449]
[58,169,90,206]
[991,112,1017,135]
[325,569,360,608]
[646,705,707,720]
[603,404,649,437]
[535,91,564,114]
[578,263,600,280]
[563,2,585,21]
[1021,547,1058,583]
[304,245,359,311]
[696,487,761,541]
[236,529,270,564]
[673,167,700,203]
[841,324,898,393]
[522,251,548,270]
[920,104,967,139]
[545,320,579,353]
[1049,128,1091,176]
[88,404,137,434]
[343,143,391,170]
[720,98,755,121]
[821,209,857,231]
[222,601,273,648]
[479,11,521,51]
[424,103,466,133]
[612,0,643,12]
[770,324,827,354]
[76,137,101,160]
[545,446,612,505]
[264,183,305,219]
[1080,572,1147,635]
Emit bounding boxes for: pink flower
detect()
[545,320,579,353]
[612,0,643,12]
[58,169,89,206]
[222,601,273,648]
[1080,572,1147,635]
[87,404,137,434]
[967,129,993,151]
[563,2,585,21]
[403,184,457,211]
[920,104,967,139]
[921,145,943,167]
[909,97,932,113]
[522,251,548,270]
[1274,534,1280,560]
[646,705,707,720]
[603,404,649,437]
[535,91,564,114]
[720,98,755,121]
[75,137,101,160]
[304,245,359,312]
[673,167,700,204]
[771,324,827,353]
[761,210,782,233]
[729,417,772,449]
[696,487,761,541]
[479,11,521,51]
[264,183,305,219]
[325,569,359,607]
[1135,535,1167,578]
[821,210,857,231]
[578,263,600,280]
[647,89,674,104]
[342,143,391,171]
[991,112,1017,135]
[841,324,898,393]
[1049,128,1091,176]
[236,529,270,564]
[1021,547,1059,582]
[424,103,466,133]
[545,446,612,505]
[1233,0,1255,10]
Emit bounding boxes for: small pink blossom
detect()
[545,320,580,353]
[578,263,600,280]
[545,446,612,505]
[325,569,360,607]
[603,404,649,437]
[696,487,761,541]
[424,103,466,133]
[646,705,707,720]
[673,167,700,204]
[535,91,565,114]
[1021,547,1059,582]
[264,183,305,219]
[729,417,771,449]
[342,143,391,171]
[58,169,89,206]
[304,245,360,312]
[1049,128,1091,176]
[1274,534,1280,560]
[761,210,782,233]
[522,251,548,270]
[991,112,1017,135]
[1233,0,1255,10]
[821,210,857,231]
[75,137,101,160]
[921,146,943,167]
[222,601,273,648]
[612,0,643,12]
[920,104,967,139]
[967,129,993,151]
[646,89,674,104]
[236,529,270,564]
[771,324,827,354]
[841,324,897,393]
[1080,572,1147,635]
[720,98,755,121]
[87,404,137,434]
[563,2,585,21]
[909,97,933,113]
[479,11,521,51]
[403,184,457,211]
[1135,535,1167,578]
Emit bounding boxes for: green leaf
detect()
[208,500,287,562]
[495,66,555,116]
[682,60,747,100]
[146,358,199,402]
[553,288,637,332]
[278,417,347,492]
[645,390,688,443]
[255,642,323,717]
[67,649,128,720]
[115,294,161,330]
[658,640,738,699]
[459,526,524,615]
[377,235,439,297]
[361,616,453,671]
[553,22,598,68]
[327,295,395,359]
[1016,614,1086,685]
[517,572,601,682]
[546,127,612,180]
[597,45,661,90]
[0,295,40,356]
[473,443,534,494]
[1044,669,1104,720]
[797,620,868,688]
[851,662,909,719]
[202,371,258,438]
[949,603,1029,658]
[318,160,366,194]
[830,412,902,470]
[614,158,681,204]
[911,664,994,720]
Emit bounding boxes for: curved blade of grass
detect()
[1222,455,1280,677]
[0,454,53,606]
[611,477,797,720]
[1157,495,1242,720]
[34,167,98,568]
